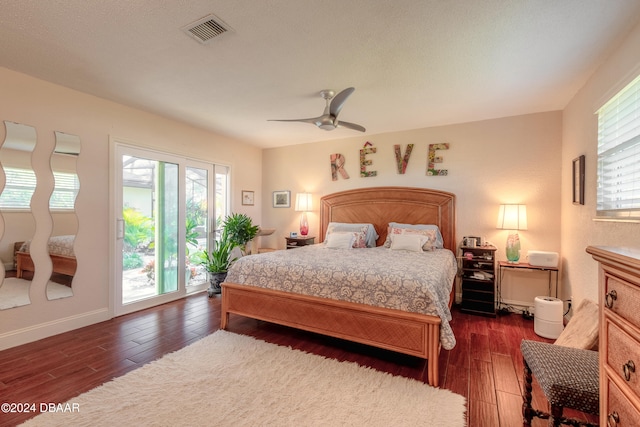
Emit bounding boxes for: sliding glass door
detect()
[185,163,213,293]
[113,143,227,316]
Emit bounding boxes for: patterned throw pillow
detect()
[384,226,439,251]
[351,230,368,248]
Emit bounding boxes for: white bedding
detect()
[226,245,458,349]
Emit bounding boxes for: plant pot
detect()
[208,272,227,297]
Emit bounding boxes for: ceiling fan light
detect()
[319,124,335,130]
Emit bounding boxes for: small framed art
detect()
[572,155,585,205]
[242,190,254,206]
[273,190,290,208]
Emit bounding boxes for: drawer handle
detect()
[623,360,636,381]
[608,411,620,427]
[605,289,618,308]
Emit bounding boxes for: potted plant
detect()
[197,235,237,297]
[196,213,259,297]
[223,213,260,254]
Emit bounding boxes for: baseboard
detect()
[0,308,111,351]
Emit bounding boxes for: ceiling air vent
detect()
[182,14,229,44]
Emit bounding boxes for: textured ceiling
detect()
[1,1,639,148]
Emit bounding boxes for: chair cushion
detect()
[521,340,599,415]
[554,298,599,350]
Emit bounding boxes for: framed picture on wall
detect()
[572,155,585,205]
[242,190,254,206]
[273,190,290,208]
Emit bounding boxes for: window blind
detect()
[0,167,78,210]
[0,168,36,209]
[597,73,640,218]
[50,171,80,209]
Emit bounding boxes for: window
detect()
[0,167,79,210]
[597,73,640,219]
[50,171,80,209]
[0,167,36,209]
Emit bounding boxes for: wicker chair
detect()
[521,340,599,426]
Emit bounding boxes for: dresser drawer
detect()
[606,378,640,427]
[605,274,640,328]
[607,319,640,396]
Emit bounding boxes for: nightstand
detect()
[285,236,315,249]
[459,245,497,317]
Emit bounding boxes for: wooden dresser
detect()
[587,246,640,426]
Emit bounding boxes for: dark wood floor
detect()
[0,293,597,427]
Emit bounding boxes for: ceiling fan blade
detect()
[336,120,366,132]
[267,117,320,125]
[329,87,355,118]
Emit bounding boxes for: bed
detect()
[16,235,76,278]
[221,186,456,387]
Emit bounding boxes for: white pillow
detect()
[325,223,379,247]
[389,234,428,252]
[325,232,355,249]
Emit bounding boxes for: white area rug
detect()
[22,330,466,426]
[0,278,72,309]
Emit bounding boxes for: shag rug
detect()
[22,330,466,427]
[0,278,73,309]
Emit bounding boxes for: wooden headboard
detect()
[319,187,456,251]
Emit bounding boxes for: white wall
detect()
[561,20,640,306]
[262,112,563,305]
[0,67,263,349]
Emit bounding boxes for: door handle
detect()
[117,218,124,240]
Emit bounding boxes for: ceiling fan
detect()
[268,87,366,132]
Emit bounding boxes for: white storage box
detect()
[528,251,559,268]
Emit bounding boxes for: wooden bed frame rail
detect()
[221,282,441,360]
[16,251,77,278]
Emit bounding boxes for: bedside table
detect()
[459,245,497,317]
[285,236,315,249]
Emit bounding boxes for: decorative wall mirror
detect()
[0,121,37,310]
[46,131,80,301]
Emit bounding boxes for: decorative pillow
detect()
[554,299,599,350]
[384,226,439,251]
[351,231,367,248]
[325,223,379,247]
[324,232,355,249]
[389,233,428,252]
[384,223,444,249]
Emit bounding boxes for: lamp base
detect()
[506,232,521,263]
[299,212,309,236]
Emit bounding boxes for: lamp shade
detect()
[496,204,527,230]
[295,193,312,212]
